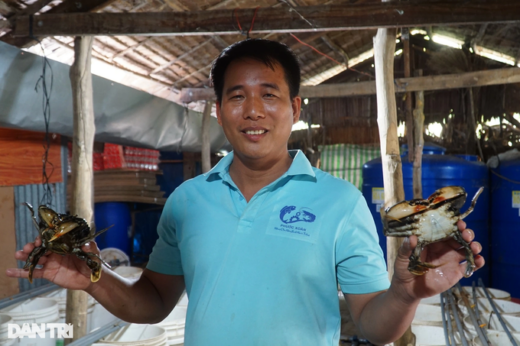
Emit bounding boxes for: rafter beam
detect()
[12,1,520,37]
[180,67,520,102]
[2,0,119,47]
[0,0,17,17]
[150,37,213,75]
[111,36,155,61]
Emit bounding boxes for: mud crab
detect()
[382,186,484,278]
[23,203,111,283]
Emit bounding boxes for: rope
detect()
[490,169,520,185]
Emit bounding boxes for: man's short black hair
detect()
[210,39,301,103]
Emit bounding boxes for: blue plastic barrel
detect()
[362,145,490,286]
[490,158,520,298]
[157,151,184,198]
[94,202,132,256]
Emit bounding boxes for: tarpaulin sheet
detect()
[0,41,229,152]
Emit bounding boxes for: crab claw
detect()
[408,255,439,276]
[91,269,101,282]
[463,263,476,278]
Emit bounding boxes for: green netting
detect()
[319,144,381,190]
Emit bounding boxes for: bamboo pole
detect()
[201,100,213,173]
[413,70,425,200]
[373,25,404,289]
[402,28,415,164]
[468,88,484,160]
[374,3,415,344]
[66,36,95,344]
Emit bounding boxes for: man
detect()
[7,39,484,345]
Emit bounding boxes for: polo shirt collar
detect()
[204,149,316,182]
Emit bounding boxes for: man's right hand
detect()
[6,236,186,324]
[6,236,102,291]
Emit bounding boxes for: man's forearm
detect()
[85,268,176,324]
[357,286,420,345]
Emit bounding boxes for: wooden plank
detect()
[93,178,157,186]
[93,195,166,204]
[94,170,161,178]
[1,0,118,47]
[0,128,62,186]
[181,67,520,102]
[12,1,520,37]
[94,185,161,192]
[95,190,164,197]
[0,186,19,298]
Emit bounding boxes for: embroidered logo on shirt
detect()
[268,206,318,241]
[279,206,316,224]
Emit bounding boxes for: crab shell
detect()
[38,206,62,228]
[382,186,467,234]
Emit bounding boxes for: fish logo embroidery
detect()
[279,206,316,224]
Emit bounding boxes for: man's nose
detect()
[243,96,266,120]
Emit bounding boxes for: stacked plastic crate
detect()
[68,143,160,172]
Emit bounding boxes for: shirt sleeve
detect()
[146,192,184,275]
[336,194,390,294]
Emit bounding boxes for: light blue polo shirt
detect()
[147,150,389,346]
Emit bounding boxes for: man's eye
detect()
[264,93,276,98]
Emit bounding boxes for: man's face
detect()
[216,58,301,162]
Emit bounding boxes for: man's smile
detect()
[241,127,269,140]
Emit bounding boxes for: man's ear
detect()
[291,96,302,124]
[216,101,222,126]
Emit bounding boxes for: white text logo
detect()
[8,323,73,339]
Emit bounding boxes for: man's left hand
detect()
[391,219,485,303]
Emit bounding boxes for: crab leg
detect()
[408,244,439,275]
[384,230,415,237]
[385,223,418,233]
[23,246,48,283]
[453,232,476,278]
[459,187,484,220]
[23,203,42,235]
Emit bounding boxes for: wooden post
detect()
[201,100,213,173]
[402,28,415,164]
[373,25,403,285]
[413,70,424,200]
[373,3,415,345]
[468,88,484,160]
[66,36,95,344]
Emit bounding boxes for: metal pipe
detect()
[440,292,452,346]
[479,278,519,346]
[67,319,129,346]
[444,292,457,346]
[456,283,490,345]
[447,290,470,346]
[473,281,481,320]
[0,283,59,310]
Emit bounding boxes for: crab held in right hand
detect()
[382,186,484,278]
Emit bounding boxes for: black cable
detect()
[32,38,55,207]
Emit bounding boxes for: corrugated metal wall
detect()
[14,142,68,292]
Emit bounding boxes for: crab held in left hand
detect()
[382,186,484,278]
[23,203,112,283]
